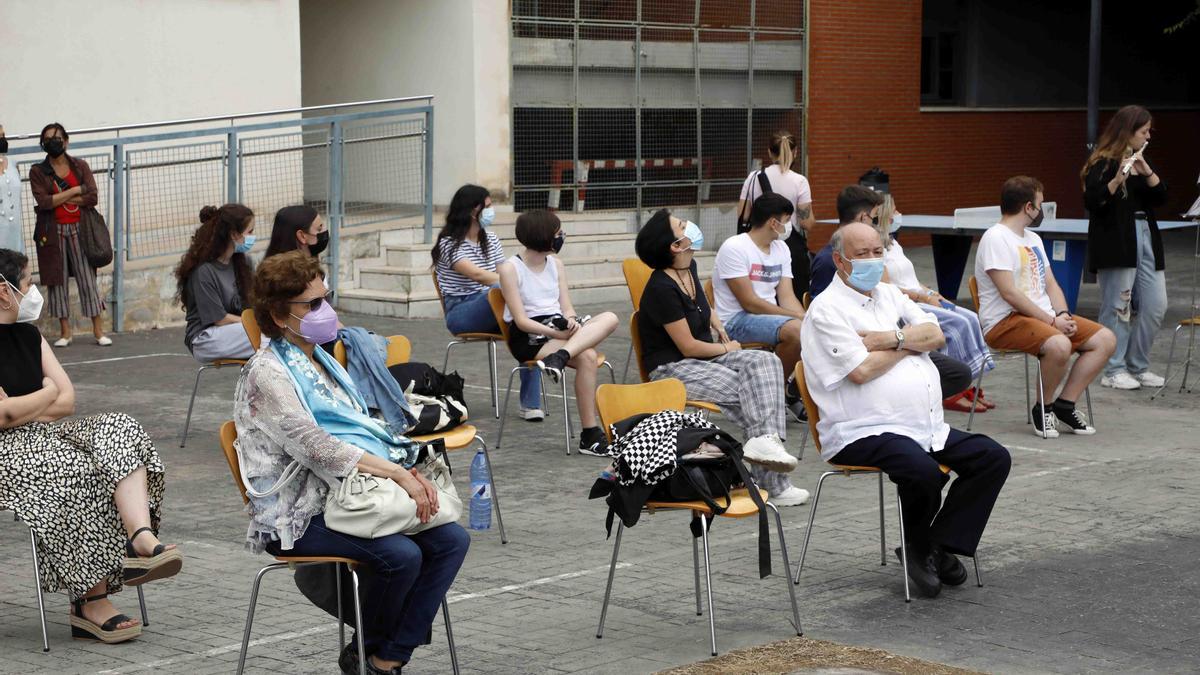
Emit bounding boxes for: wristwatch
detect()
[894,329,906,351]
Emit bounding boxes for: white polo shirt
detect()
[800,274,948,461]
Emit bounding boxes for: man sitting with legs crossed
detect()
[802,221,1011,598]
[975,176,1116,438]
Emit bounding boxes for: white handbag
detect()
[323,453,463,538]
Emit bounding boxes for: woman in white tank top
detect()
[498,210,619,454]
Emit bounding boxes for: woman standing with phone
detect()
[1082,105,1168,391]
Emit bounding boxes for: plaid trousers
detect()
[47,224,103,319]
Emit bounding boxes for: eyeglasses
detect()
[288,291,333,312]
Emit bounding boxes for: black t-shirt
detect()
[638,260,713,374]
[0,322,45,397]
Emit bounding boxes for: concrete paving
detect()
[1,230,1198,674]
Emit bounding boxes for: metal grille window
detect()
[512,0,805,246]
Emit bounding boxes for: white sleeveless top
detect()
[503,254,562,323]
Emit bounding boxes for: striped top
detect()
[435,230,505,297]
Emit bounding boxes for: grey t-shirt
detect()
[184,261,243,349]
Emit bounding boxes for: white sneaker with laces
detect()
[771,485,810,507]
[53,337,71,348]
[742,434,798,472]
[520,407,545,422]
[1032,409,1060,439]
[1100,371,1141,390]
[1133,371,1165,387]
[96,336,113,347]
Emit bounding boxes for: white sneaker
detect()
[1133,371,1165,387]
[771,485,810,507]
[96,336,113,347]
[53,337,71,348]
[520,407,545,422]
[742,434,798,472]
[1100,371,1141,390]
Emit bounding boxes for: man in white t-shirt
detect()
[975,176,1116,438]
[713,193,805,381]
[802,220,1010,599]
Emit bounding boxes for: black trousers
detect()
[931,351,972,398]
[831,428,1010,557]
[785,229,811,298]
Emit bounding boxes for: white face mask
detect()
[3,277,44,323]
[772,218,793,241]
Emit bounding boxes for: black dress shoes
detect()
[932,545,968,586]
[895,546,942,598]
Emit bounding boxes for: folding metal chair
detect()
[433,273,503,418]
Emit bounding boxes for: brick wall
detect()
[806,0,1200,248]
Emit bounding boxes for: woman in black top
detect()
[634,210,805,504]
[1082,105,1169,390]
[0,248,181,645]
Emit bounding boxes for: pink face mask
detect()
[289,299,339,344]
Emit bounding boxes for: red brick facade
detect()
[805,0,1200,247]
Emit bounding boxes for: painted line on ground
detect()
[60,353,189,367]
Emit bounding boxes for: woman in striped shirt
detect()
[432,184,544,421]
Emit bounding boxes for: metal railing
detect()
[7,96,434,331]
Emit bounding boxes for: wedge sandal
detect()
[123,527,183,586]
[70,593,141,643]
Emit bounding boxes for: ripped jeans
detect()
[1096,219,1167,377]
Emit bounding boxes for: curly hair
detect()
[174,204,255,310]
[253,250,324,339]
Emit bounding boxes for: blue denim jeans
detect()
[269,514,470,662]
[1097,219,1167,377]
[443,290,543,409]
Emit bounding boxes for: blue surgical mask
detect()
[235,234,256,254]
[683,220,704,250]
[888,213,903,234]
[846,257,885,292]
[478,206,495,228]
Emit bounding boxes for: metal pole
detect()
[226,131,239,203]
[694,9,703,220]
[111,144,125,333]
[423,109,435,245]
[329,122,344,302]
[572,0,581,212]
[635,0,643,228]
[1086,0,1102,150]
[747,0,756,174]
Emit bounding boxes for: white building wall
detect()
[299,0,511,204]
[0,0,302,136]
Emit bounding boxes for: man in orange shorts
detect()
[974,176,1116,438]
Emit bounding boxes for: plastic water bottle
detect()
[468,450,492,530]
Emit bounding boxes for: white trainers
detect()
[1100,371,1141,390]
[1133,371,1165,387]
[520,407,545,422]
[96,336,113,347]
[742,434,798,472]
[771,485,810,507]
[53,337,71,348]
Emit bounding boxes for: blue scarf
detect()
[270,337,420,467]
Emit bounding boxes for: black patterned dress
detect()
[0,323,166,599]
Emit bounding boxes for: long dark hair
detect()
[265,205,320,259]
[430,184,490,269]
[1080,105,1152,189]
[174,204,255,309]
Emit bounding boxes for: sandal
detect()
[70,593,141,643]
[943,391,986,414]
[968,386,997,409]
[123,527,183,586]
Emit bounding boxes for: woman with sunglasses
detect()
[174,204,256,363]
[235,251,468,675]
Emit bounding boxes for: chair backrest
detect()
[802,291,812,310]
[622,258,653,309]
[220,421,249,505]
[628,311,649,383]
[704,278,715,309]
[792,362,821,452]
[486,288,512,342]
[967,275,980,313]
[334,335,411,368]
[596,378,688,442]
[241,309,262,351]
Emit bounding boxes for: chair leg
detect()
[561,371,572,455]
[1162,324,1182,386]
[441,599,461,675]
[793,471,835,585]
[601,359,617,384]
[622,342,634,383]
[692,536,702,616]
[336,564,345,648]
[966,360,987,431]
[878,471,887,566]
[28,527,49,652]
[896,490,911,603]
[237,562,289,674]
[478,437,508,544]
[1023,355,1032,424]
[442,340,458,373]
[136,586,148,626]
[1036,359,1048,439]
[488,340,500,418]
[349,566,367,675]
[973,553,984,587]
[596,522,624,638]
[494,367,521,450]
[180,364,213,448]
[1084,385,1094,430]
[767,503,803,636]
[698,513,717,656]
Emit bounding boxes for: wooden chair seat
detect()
[519,353,607,369]
[454,332,503,341]
[830,463,951,475]
[1181,316,1200,326]
[410,424,478,450]
[646,487,768,518]
[210,358,249,367]
[686,400,720,414]
[273,555,360,566]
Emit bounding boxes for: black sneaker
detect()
[537,349,570,383]
[578,427,611,456]
[1031,404,1060,439]
[1052,403,1095,435]
[339,642,359,675]
[894,546,942,598]
[932,545,968,586]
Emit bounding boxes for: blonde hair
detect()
[1080,105,1151,191]
[876,193,896,249]
[769,130,796,174]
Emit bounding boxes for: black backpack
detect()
[387,362,468,434]
[736,170,774,234]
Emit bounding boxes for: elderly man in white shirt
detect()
[801,222,1010,599]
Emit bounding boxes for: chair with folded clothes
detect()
[219,422,462,675]
[592,378,801,657]
[789,362,983,602]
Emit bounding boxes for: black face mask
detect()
[1028,206,1044,229]
[551,233,565,254]
[43,138,65,158]
[309,230,330,256]
[0,137,8,154]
